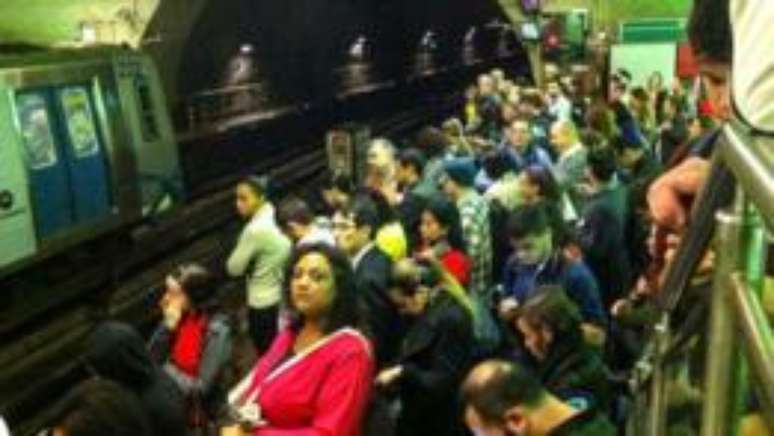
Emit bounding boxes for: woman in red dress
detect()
[223,243,374,436]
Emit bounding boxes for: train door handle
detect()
[0,190,14,211]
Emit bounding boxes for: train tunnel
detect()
[1,0,772,435]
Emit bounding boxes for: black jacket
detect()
[87,322,189,436]
[537,334,611,414]
[394,296,474,436]
[355,246,403,367]
[579,182,633,307]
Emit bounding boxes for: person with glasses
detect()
[332,194,402,367]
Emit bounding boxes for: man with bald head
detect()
[461,360,615,436]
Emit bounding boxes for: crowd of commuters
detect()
[39,0,774,435]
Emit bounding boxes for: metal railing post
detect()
[645,315,670,436]
[700,204,746,436]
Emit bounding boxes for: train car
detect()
[0,47,181,277]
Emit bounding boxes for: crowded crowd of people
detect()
[40,0,773,435]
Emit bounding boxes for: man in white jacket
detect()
[227,176,291,353]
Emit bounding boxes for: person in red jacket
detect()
[414,196,472,287]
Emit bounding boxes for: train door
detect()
[0,97,37,269]
[54,85,112,224]
[14,90,74,239]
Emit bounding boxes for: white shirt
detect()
[732,0,774,131]
[0,416,9,436]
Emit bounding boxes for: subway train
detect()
[0,48,182,277]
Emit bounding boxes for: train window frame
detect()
[58,86,101,159]
[14,92,59,170]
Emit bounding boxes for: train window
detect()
[59,87,100,159]
[15,93,58,169]
[135,75,160,142]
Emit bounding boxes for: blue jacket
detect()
[501,252,607,327]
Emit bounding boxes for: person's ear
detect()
[504,408,528,434]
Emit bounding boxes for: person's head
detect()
[478,74,495,97]
[482,150,515,182]
[519,165,561,205]
[466,84,479,101]
[461,360,549,436]
[586,146,617,185]
[85,322,154,389]
[366,138,397,188]
[367,138,396,170]
[506,118,532,153]
[389,258,435,317]
[549,119,578,154]
[579,128,608,151]
[284,243,359,332]
[441,157,477,199]
[663,94,683,119]
[50,379,150,436]
[321,171,354,211]
[161,263,216,316]
[415,126,449,159]
[332,194,381,256]
[613,135,645,170]
[235,175,270,219]
[518,90,544,117]
[515,286,583,360]
[687,0,732,121]
[396,148,426,186]
[585,103,617,139]
[609,68,631,102]
[629,86,650,113]
[546,80,563,99]
[501,102,519,125]
[647,71,664,91]
[442,118,466,140]
[507,205,553,266]
[419,196,466,251]
[276,196,314,241]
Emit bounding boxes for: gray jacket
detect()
[148,313,233,399]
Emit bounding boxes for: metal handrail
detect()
[722,122,774,230]
[631,119,774,435]
[730,274,774,426]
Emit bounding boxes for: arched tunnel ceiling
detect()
[0,0,161,47]
[0,0,690,102]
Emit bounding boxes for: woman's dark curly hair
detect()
[282,243,361,334]
[421,196,468,254]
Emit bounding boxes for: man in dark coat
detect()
[333,194,402,367]
[578,147,632,308]
[462,360,616,436]
[375,258,475,436]
[86,321,188,436]
[514,287,611,413]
